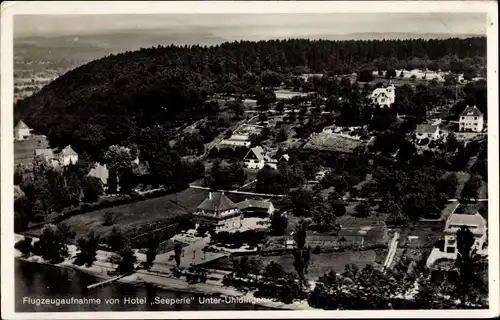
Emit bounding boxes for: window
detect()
[461,116,465,120]
[446,247,455,253]
[474,117,478,120]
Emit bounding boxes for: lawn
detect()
[27,188,210,239]
[207,250,378,280]
[304,133,365,153]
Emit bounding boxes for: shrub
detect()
[313,245,321,254]
[103,211,116,226]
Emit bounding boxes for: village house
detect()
[87,163,110,189]
[443,210,487,257]
[14,120,33,140]
[370,83,395,108]
[459,105,484,132]
[236,199,275,217]
[242,99,258,109]
[35,145,78,167]
[243,146,278,170]
[219,133,252,148]
[194,192,243,231]
[415,124,441,141]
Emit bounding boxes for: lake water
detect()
[15,260,274,312]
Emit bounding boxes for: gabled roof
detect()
[34,148,54,159]
[197,192,238,212]
[236,199,273,210]
[61,145,78,156]
[460,105,483,117]
[416,124,439,134]
[244,146,265,161]
[88,163,109,185]
[15,120,30,130]
[445,211,487,235]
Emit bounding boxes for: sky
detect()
[14,13,487,39]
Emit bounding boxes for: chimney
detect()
[209,192,212,200]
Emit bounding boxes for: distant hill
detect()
[14,37,486,160]
[14,30,483,67]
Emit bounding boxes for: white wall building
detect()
[194,192,243,231]
[459,105,484,132]
[443,211,487,258]
[370,84,395,108]
[243,146,278,170]
[58,145,79,166]
[14,120,33,141]
[415,124,440,141]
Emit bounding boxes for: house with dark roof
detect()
[236,199,275,217]
[14,120,33,140]
[443,209,487,257]
[243,146,278,170]
[415,124,440,141]
[194,192,243,231]
[459,105,484,132]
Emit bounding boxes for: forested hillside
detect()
[14,37,487,159]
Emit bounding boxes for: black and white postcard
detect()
[1,1,498,319]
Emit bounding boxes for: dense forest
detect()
[15,37,486,159]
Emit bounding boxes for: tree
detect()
[174,243,183,268]
[116,246,137,274]
[312,202,337,232]
[461,174,483,200]
[144,236,159,270]
[270,214,288,236]
[353,202,371,218]
[456,226,475,308]
[106,169,119,194]
[293,220,311,281]
[357,70,374,82]
[82,176,104,203]
[106,227,126,252]
[74,231,101,267]
[58,223,76,243]
[103,211,115,226]
[66,171,82,206]
[15,236,33,257]
[33,224,69,264]
[264,261,286,280]
[276,127,288,142]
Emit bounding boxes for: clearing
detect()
[26,188,210,239]
[304,132,365,153]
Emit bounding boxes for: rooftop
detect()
[445,211,487,235]
[236,199,273,211]
[197,192,238,212]
[460,105,483,117]
[14,120,30,130]
[88,163,109,185]
[416,124,439,134]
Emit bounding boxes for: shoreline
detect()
[15,255,312,310]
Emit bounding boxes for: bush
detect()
[103,211,116,226]
[313,245,321,254]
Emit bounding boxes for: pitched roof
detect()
[460,105,483,117]
[236,199,273,210]
[61,145,78,156]
[88,163,109,185]
[34,148,54,159]
[245,146,265,161]
[445,211,487,235]
[197,192,238,212]
[416,124,439,134]
[15,120,30,130]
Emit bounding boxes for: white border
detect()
[1,1,498,319]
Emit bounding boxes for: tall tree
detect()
[174,243,183,268]
[293,220,311,281]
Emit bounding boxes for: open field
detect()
[26,188,210,239]
[304,132,365,153]
[206,250,378,280]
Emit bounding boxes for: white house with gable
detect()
[459,105,484,132]
[244,146,278,170]
[415,124,440,141]
[14,120,33,140]
[443,210,487,258]
[370,84,395,108]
